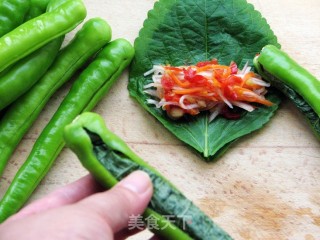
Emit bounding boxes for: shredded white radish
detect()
[152,75,162,83]
[243,91,258,98]
[239,61,249,75]
[230,101,255,112]
[254,87,267,95]
[209,104,224,122]
[147,98,181,108]
[179,95,199,110]
[144,68,155,76]
[250,77,270,87]
[217,89,233,109]
[144,82,162,89]
[143,90,159,98]
[244,66,251,74]
[158,100,180,107]
[146,99,161,108]
[144,65,164,76]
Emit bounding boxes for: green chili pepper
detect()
[0,0,60,80]
[0,0,86,73]
[24,0,50,20]
[253,45,320,116]
[0,0,30,37]
[0,18,112,177]
[253,45,320,139]
[0,0,76,109]
[0,39,134,222]
[63,112,233,240]
[0,37,64,110]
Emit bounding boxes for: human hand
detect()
[0,171,153,240]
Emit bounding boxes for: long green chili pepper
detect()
[0,0,74,109]
[253,45,320,139]
[0,18,112,177]
[0,0,61,80]
[0,37,64,110]
[63,112,232,240]
[254,45,320,116]
[0,0,30,37]
[0,0,86,73]
[0,39,134,222]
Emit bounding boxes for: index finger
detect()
[8,174,102,222]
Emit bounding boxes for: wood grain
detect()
[0,0,319,239]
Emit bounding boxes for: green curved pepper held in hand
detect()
[0,18,112,178]
[0,0,30,37]
[0,39,134,222]
[0,0,86,72]
[63,112,233,240]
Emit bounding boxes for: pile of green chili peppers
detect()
[0,0,135,223]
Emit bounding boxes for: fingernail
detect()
[119,171,151,194]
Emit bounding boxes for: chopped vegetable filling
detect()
[144,60,273,121]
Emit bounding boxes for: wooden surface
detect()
[1,0,320,239]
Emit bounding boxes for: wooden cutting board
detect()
[0,0,319,239]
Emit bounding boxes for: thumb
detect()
[76,170,153,233]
